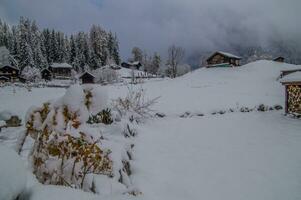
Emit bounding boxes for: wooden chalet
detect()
[121,61,142,70]
[79,71,95,84]
[0,65,20,82]
[280,71,301,116]
[206,51,241,68]
[0,46,23,82]
[41,68,52,81]
[49,63,72,79]
[273,56,285,63]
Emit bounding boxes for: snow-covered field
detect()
[1,60,301,200]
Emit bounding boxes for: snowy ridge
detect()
[126,60,301,115]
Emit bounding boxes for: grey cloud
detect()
[0,0,300,60]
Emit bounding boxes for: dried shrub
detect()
[113,86,159,119]
[32,129,112,189]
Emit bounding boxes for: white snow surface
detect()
[1,60,301,200]
[0,146,27,200]
[133,112,301,200]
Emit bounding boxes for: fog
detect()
[0,0,300,60]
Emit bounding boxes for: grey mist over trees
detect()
[166,45,185,78]
[129,47,162,75]
[0,17,120,71]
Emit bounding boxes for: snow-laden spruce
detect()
[0,146,27,200]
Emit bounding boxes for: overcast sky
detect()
[0,0,300,59]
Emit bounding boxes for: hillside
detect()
[122,60,301,115]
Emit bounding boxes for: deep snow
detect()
[0,146,27,200]
[133,112,301,200]
[1,60,301,200]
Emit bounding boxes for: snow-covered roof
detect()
[280,71,301,83]
[79,71,96,78]
[207,51,241,61]
[50,63,72,69]
[0,65,19,71]
[122,61,142,66]
[131,61,141,65]
[0,76,9,80]
[41,68,51,72]
[274,56,284,60]
[217,51,242,59]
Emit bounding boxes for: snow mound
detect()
[0,110,14,121]
[0,146,27,200]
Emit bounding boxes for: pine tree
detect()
[111,33,120,65]
[49,29,58,63]
[69,34,79,70]
[0,17,123,72]
[31,20,47,68]
[89,25,108,68]
[62,35,70,63]
[42,29,51,63]
[131,47,143,63]
[11,26,20,58]
[19,17,34,69]
[150,52,161,74]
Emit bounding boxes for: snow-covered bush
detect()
[26,84,113,190]
[112,86,159,120]
[21,66,41,82]
[0,146,27,200]
[177,64,192,76]
[92,67,120,84]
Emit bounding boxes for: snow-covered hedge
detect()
[21,66,41,82]
[0,146,27,200]
[26,84,112,190]
[92,67,120,84]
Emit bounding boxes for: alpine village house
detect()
[48,63,73,79]
[0,46,22,83]
[206,51,242,68]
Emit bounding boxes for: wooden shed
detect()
[49,63,72,79]
[79,72,95,84]
[206,51,241,68]
[273,56,285,63]
[280,71,301,115]
[41,68,52,81]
